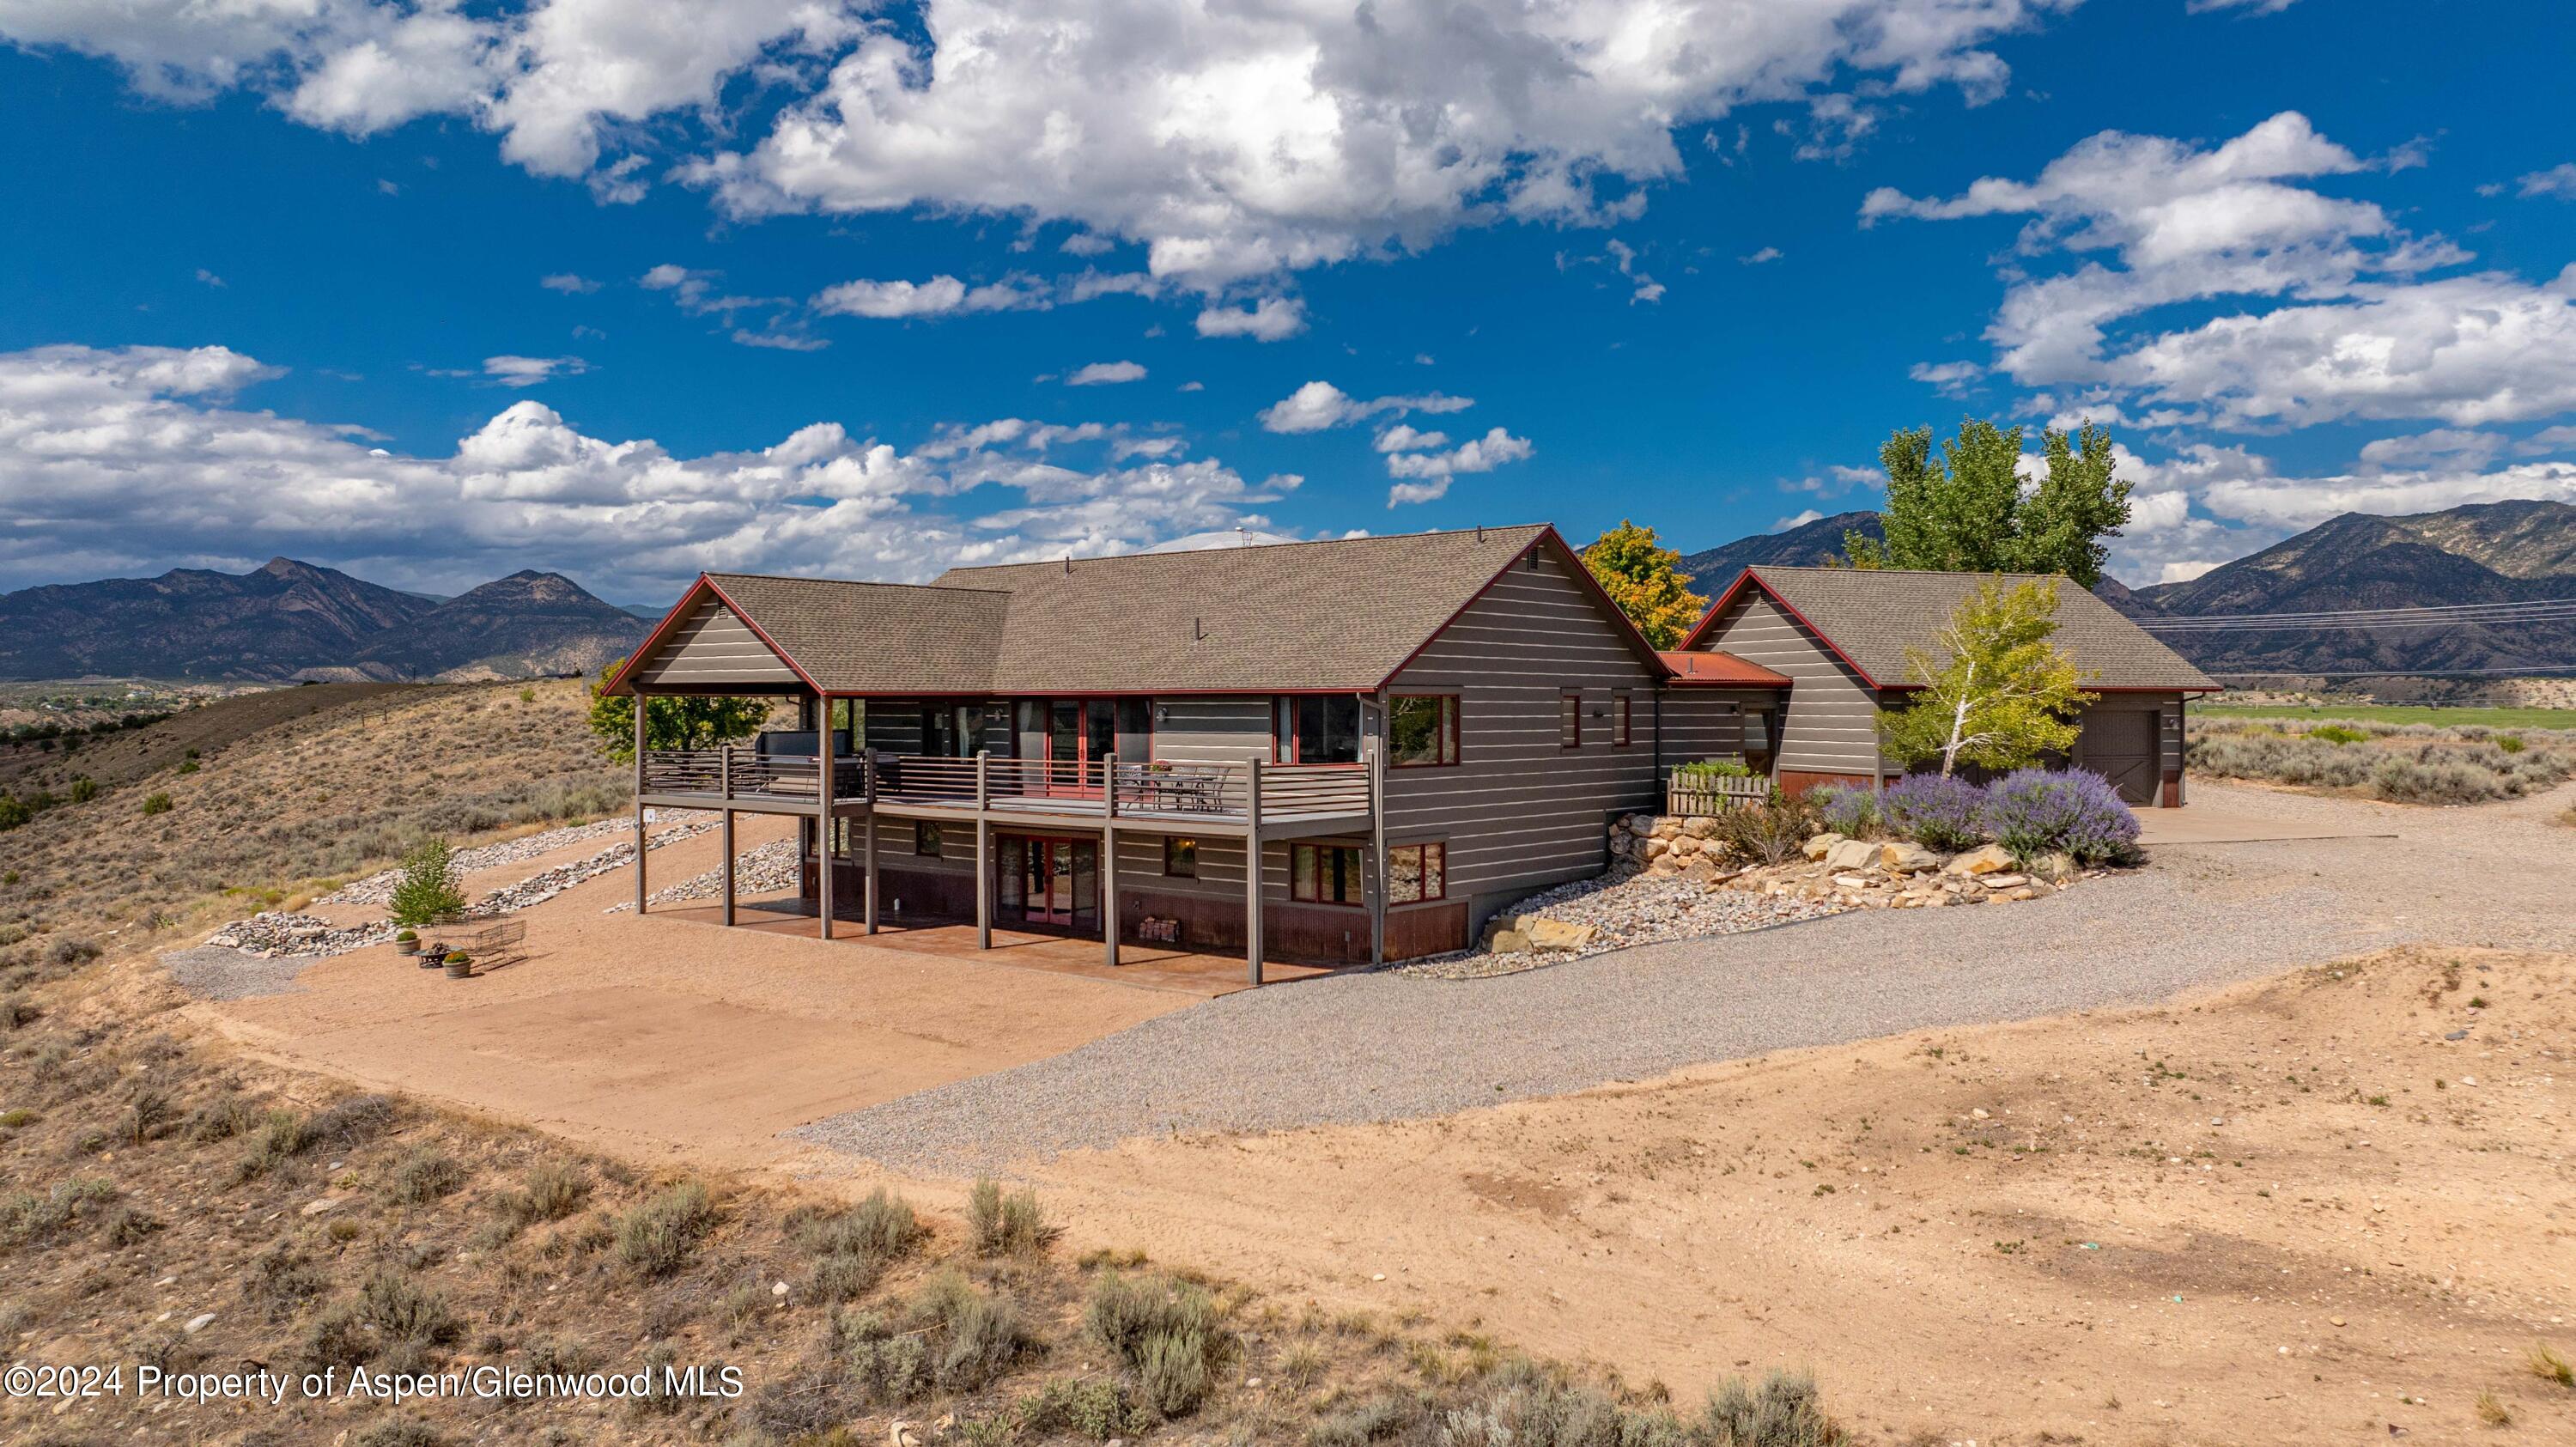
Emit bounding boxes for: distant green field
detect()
[2196,702,2576,730]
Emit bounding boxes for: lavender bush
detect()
[1980,769,2139,865]
[1807,783,1880,838]
[1878,773,1987,853]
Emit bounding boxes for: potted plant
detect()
[442,951,473,980]
[392,928,420,957]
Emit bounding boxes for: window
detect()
[1389,695,1460,767]
[1275,695,1361,763]
[1613,694,1632,748]
[914,820,943,857]
[1559,693,1582,749]
[1163,836,1198,879]
[1291,842,1364,904]
[1388,842,1446,903]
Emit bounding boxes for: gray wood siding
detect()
[1149,697,1273,764]
[864,702,927,754]
[1385,545,1662,921]
[2068,690,2186,806]
[632,596,799,688]
[1699,593,1880,776]
[1659,689,1758,766]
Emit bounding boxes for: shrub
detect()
[1020,1377,1137,1441]
[968,1178,1054,1256]
[360,1270,463,1350]
[1707,793,1819,866]
[303,1300,374,1370]
[142,793,173,816]
[68,776,98,804]
[0,797,28,831]
[618,1180,718,1277]
[2370,754,2498,805]
[1440,1360,1689,1447]
[1806,784,1878,839]
[1980,769,2139,866]
[503,1162,590,1223]
[2309,723,2368,745]
[386,1149,466,1205]
[1673,757,1755,781]
[797,1187,924,1298]
[388,837,468,927]
[1704,1369,1838,1447]
[1086,1271,1227,1420]
[1877,773,1987,853]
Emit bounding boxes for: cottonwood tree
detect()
[586,658,769,762]
[1845,418,2132,587]
[1878,578,2098,777]
[1581,520,1708,648]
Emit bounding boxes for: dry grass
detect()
[2186,715,2576,803]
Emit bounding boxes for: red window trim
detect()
[1273,694,1364,764]
[1612,693,1633,748]
[1559,692,1583,749]
[1388,693,1461,769]
[1388,841,1447,904]
[1289,842,1367,906]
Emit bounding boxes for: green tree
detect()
[1878,578,2099,777]
[1846,418,2132,587]
[387,837,468,927]
[1580,520,1709,648]
[586,659,769,762]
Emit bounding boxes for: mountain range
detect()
[1683,499,2576,678]
[0,558,649,683]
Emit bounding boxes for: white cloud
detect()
[1258,381,1475,434]
[2355,429,2505,471]
[1774,508,1826,528]
[1,1,2082,294]
[480,355,589,386]
[0,343,1290,596]
[1738,246,1783,264]
[1383,426,1535,505]
[1864,112,2576,431]
[2186,0,2300,13]
[1194,297,1307,341]
[2519,164,2576,200]
[1374,424,1449,453]
[194,267,226,288]
[813,275,971,319]
[539,272,601,294]
[1908,359,1983,396]
[1066,361,1145,386]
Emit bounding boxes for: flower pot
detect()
[393,939,418,956]
[444,960,472,980]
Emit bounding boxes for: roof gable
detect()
[1685,566,2218,691]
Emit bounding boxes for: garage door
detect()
[2082,709,2160,805]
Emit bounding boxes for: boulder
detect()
[1486,927,1532,954]
[1524,916,1596,951]
[2028,852,2079,884]
[1681,815,1717,839]
[1801,832,1844,861]
[1944,843,2014,876]
[1680,857,1721,884]
[1643,838,1669,859]
[1649,818,1683,839]
[1824,839,1880,872]
[1880,842,1941,874]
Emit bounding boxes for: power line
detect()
[2141,596,2576,632]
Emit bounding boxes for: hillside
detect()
[1674,509,1881,587]
[0,558,648,683]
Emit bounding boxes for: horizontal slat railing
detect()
[649,745,1376,825]
[1259,763,1370,817]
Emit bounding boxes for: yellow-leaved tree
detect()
[1581,520,1707,648]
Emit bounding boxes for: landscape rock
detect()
[1824,839,1879,871]
[1681,815,1717,839]
[1946,843,2014,876]
[2029,852,2079,884]
[1801,833,1844,861]
[1880,842,1941,873]
[1523,917,1597,951]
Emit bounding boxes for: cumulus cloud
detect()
[810,272,1072,319]
[1258,381,1475,434]
[1908,360,1983,396]
[0,344,1289,596]
[481,355,589,386]
[3,0,2078,291]
[1194,297,1307,341]
[1374,424,1450,453]
[1384,427,1535,505]
[1066,361,1145,386]
[2518,164,2576,200]
[1863,112,2576,431]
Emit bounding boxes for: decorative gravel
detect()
[318,811,716,907]
[603,837,802,911]
[1394,874,1844,980]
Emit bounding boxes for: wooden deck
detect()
[650,901,1336,998]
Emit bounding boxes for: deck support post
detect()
[1244,756,1264,987]
[975,751,993,951]
[817,697,836,941]
[718,745,735,927]
[632,691,648,915]
[1366,712,1387,967]
[863,752,879,934]
[1102,753,1120,968]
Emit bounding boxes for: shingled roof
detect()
[612,525,1653,695]
[1689,566,2219,691]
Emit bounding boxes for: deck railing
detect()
[640,745,1371,824]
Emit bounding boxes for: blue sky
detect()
[3,0,2573,603]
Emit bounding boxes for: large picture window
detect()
[1388,842,1446,904]
[1389,695,1460,767]
[1275,695,1361,763]
[1291,842,1364,904]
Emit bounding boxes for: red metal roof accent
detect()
[1656,650,1791,687]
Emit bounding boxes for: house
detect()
[605,526,1783,977]
[1677,565,2221,805]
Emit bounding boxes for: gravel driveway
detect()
[793,780,2576,1174]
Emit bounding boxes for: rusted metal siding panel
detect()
[630,596,800,688]
[1384,547,1663,923]
[1698,593,1880,775]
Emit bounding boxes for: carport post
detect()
[1102,753,1120,968]
[632,691,647,915]
[817,699,836,941]
[975,751,993,950]
[1244,756,1263,987]
[863,753,879,935]
[719,745,735,927]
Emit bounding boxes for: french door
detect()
[1018,698,1150,794]
[996,834,1098,931]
